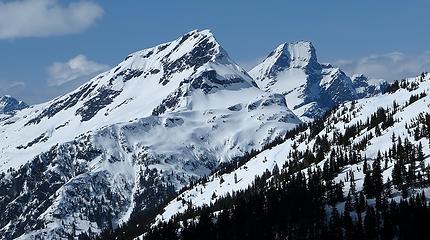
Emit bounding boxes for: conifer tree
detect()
[392,161,404,190]
[372,152,384,197]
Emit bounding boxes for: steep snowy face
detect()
[0,30,301,239]
[249,42,385,120]
[0,95,28,113]
[28,29,256,124]
[319,64,356,104]
[250,41,320,90]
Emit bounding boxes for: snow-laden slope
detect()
[249,41,387,120]
[0,30,301,239]
[156,73,430,223]
[156,138,296,223]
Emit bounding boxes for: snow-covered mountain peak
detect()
[0,29,280,175]
[250,41,318,82]
[133,29,221,64]
[249,42,387,120]
[0,95,28,114]
[18,29,256,124]
[281,41,317,68]
[119,29,254,92]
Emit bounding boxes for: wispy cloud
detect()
[47,54,109,86]
[335,51,430,81]
[0,80,26,96]
[0,0,103,39]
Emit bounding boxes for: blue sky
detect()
[1,0,430,103]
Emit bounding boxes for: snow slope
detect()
[156,73,430,223]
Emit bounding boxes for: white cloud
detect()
[47,54,109,86]
[0,0,103,39]
[0,80,26,97]
[335,51,430,81]
[0,80,25,90]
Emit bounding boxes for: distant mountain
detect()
[249,41,387,120]
[0,95,28,114]
[351,73,388,98]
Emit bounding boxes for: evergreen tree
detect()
[372,152,384,198]
[364,207,377,239]
[392,161,404,190]
[343,208,354,240]
[417,142,425,164]
[328,207,343,240]
[363,168,374,198]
